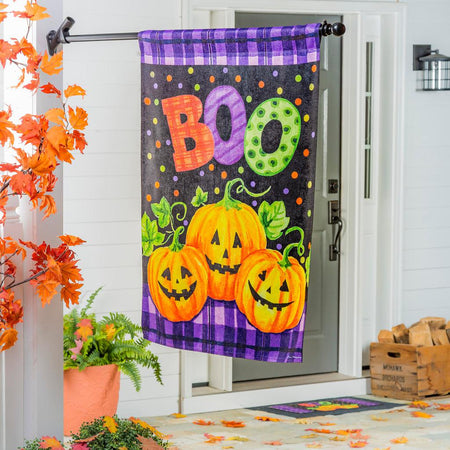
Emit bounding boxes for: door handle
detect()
[328,200,342,261]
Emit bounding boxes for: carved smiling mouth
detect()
[158,281,197,301]
[248,281,294,311]
[206,255,240,275]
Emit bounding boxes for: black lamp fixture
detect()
[413,44,450,91]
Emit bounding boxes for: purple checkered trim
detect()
[142,284,305,363]
[138,24,320,66]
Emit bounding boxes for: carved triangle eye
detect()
[233,232,242,248]
[259,270,267,281]
[211,230,220,245]
[161,268,171,280]
[280,280,289,292]
[181,266,192,278]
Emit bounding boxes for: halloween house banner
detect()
[139,24,320,363]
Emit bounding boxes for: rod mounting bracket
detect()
[47,16,75,55]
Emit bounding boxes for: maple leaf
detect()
[71,444,89,450]
[15,114,48,147]
[301,434,319,439]
[370,415,389,422]
[27,152,57,176]
[0,108,15,145]
[335,429,363,436]
[255,416,281,422]
[194,419,215,426]
[390,436,408,444]
[0,3,6,10]
[45,125,68,159]
[36,278,59,306]
[0,39,14,67]
[13,1,50,21]
[104,323,116,341]
[0,328,18,352]
[71,130,87,152]
[45,108,65,126]
[61,282,83,307]
[203,433,224,443]
[434,403,450,410]
[408,401,430,409]
[59,235,86,246]
[64,84,86,98]
[305,428,332,434]
[39,436,64,449]
[40,83,61,97]
[349,441,368,448]
[75,318,93,341]
[69,338,83,360]
[68,106,88,130]
[411,411,433,418]
[170,413,186,418]
[137,435,165,450]
[295,418,312,424]
[9,171,37,198]
[103,415,118,433]
[263,441,283,446]
[329,436,347,442]
[221,420,245,428]
[226,436,249,442]
[40,51,63,75]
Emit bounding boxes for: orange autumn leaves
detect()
[0,1,86,352]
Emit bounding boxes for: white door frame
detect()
[180,0,405,413]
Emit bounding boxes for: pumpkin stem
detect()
[218,178,271,210]
[169,226,185,252]
[278,226,305,268]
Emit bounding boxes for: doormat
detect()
[250,396,403,418]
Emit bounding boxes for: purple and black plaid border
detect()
[142,284,305,363]
[138,24,320,66]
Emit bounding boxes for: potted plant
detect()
[63,288,162,435]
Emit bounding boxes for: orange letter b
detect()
[162,95,214,172]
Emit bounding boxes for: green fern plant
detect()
[64,287,162,390]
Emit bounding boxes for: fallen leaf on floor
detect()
[171,413,186,418]
[222,447,234,449]
[305,443,322,448]
[351,433,369,441]
[390,436,408,444]
[163,434,173,439]
[335,429,362,436]
[305,428,332,434]
[434,403,450,410]
[349,441,368,448]
[226,436,249,442]
[411,411,433,418]
[317,422,336,426]
[137,435,166,450]
[221,420,246,428]
[301,434,319,439]
[386,409,405,413]
[370,415,389,422]
[255,416,281,422]
[204,433,225,443]
[194,419,215,426]
[329,436,347,441]
[263,441,283,446]
[295,418,312,424]
[408,401,430,409]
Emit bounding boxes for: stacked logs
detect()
[378,317,450,347]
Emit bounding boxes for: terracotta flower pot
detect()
[64,364,120,435]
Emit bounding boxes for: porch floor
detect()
[144,395,450,449]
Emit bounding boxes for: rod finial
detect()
[320,20,346,37]
[46,16,75,55]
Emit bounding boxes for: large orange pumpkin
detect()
[235,247,306,333]
[186,179,267,301]
[148,227,208,322]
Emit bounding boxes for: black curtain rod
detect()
[47,17,345,56]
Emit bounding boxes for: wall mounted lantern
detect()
[413,44,450,91]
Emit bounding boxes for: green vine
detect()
[218,177,271,210]
[278,226,305,269]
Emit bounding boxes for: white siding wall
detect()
[62,0,182,417]
[402,0,450,325]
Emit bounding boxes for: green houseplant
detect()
[63,288,162,435]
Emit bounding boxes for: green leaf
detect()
[151,196,171,228]
[141,212,164,256]
[191,186,208,207]
[258,200,290,240]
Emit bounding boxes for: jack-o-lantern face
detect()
[186,203,266,301]
[148,243,208,322]
[235,249,306,333]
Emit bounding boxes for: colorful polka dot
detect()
[291,171,299,179]
[283,188,289,194]
[312,65,317,73]
[238,166,244,174]
[147,153,152,160]
[307,181,313,188]
[150,71,155,78]
[153,83,158,89]
[246,95,252,103]
[304,114,310,122]
[188,67,194,74]
[166,139,171,146]
[183,219,189,226]
[154,99,160,106]
[295,98,302,106]
[276,243,282,250]
[300,256,305,264]
[295,74,302,82]
[144,97,151,105]
[174,189,179,197]
[312,131,316,138]
[252,200,258,207]
[160,165,166,173]
[258,81,265,88]
[221,171,227,179]
[235,75,241,83]
[208,164,215,171]
[277,87,283,95]
[308,242,311,250]
[153,118,158,125]
[309,83,315,91]
[155,181,160,188]
[214,187,220,195]
[303,149,310,157]
[155,140,161,148]
[199,170,205,176]
[194,84,200,91]
[146,130,151,136]
[273,70,279,77]
[307,210,312,217]
[223,67,228,73]
[250,181,256,188]
[173,175,178,182]
[146,194,152,202]
[209,75,215,83]
[178,83,183,89]
[166,75,173,82]
[296,197,303,205]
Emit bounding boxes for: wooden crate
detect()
[370,342,450,400]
